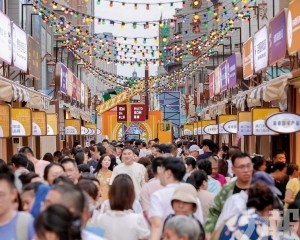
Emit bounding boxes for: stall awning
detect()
[0,76,50,110]
[200,100,227,119]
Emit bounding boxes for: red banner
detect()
[117,104,127,122]
[130,104,146,122]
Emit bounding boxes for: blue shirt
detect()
[0,212,35,240]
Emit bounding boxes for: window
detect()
[176,22,182,34]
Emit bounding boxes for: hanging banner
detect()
[243,37,254,79]
[193,122,198,135]
[47,113,58,135]
[84,85,89,106]
[209,72,214,98]
[27,36,41,80]
[287,0,300,55]
[130,104,146,122]
[252,108,280,135]
[220,61,228,92]
[228,53,242,88]
[197,121,202,135]
[0,11,12,65]
[72,75,77,100]
[80,82,85,104]
[32,111,47,136]
[65,119,81,135]
[203,124,218,135]
[266,113,300,133]
[253,26,268,72]
[0,105,11,138]
[238,112,252,136]
[67,69,73,97]
[183,124,193,136]
[12,23,28,72]
[117,104,127,122]
[11,108,32,136]
[224,120,238,134]
[269,10,287,65]
[218,115,237,134]
[76,78,81,102]
[60,64,67,94]
[214,66,220,95]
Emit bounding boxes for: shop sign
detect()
[65,119,81,135]
[287,0,300,55]
[254,26,268,72]
[80,82,85,104]
[60,64,67,94]
[32,111,47,136]
[201,120,216,135]
[0,105,11,138]
[0,11,12,65]
[266,113,300,133]
[85,123,96,136]
[96,128,101,135]
[47,114,58,135]
[81,126,88,135]
[220,61,228,92]
[130,104,146,122]
[228,53,242,88]
[12,23,27,72]
[218,115,237,134]
[72,75,77,100]
[252,108,280,135]
[197,121,202,135]
[76,78,81,102]
[193,122,198,135]
[269,10,287,65]
[67,69,73,97]
[11,108,32,136]
[209,72,214,98]
[243,37,254,79]
[203,124,218,135]
[238,112,252,136]
[214,66,220,95]
[117,104,127,122]
[183,124,193,136]
[27,36,41,80]
[224,120,238,134]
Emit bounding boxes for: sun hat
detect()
[171,183,198,209]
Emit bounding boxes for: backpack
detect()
[16,212,31,240]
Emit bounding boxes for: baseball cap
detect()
[251,171,282,196]
[171,183,198,209]
[189,145,201,153]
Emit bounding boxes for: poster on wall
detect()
[11,108,32,136]
[12,23,28,72]
[0,10,12,65]
[253,26,268,72]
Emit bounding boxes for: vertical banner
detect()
[60,64,67,94]
[65,119,81,135]
[227,53,242,89]
[287,0,300,55]
[183,124,193,136]
[67,69,73,97]
[0,11,12,65]
[80,82,85,104]
[84,85,89,106]
[11,108,32,136]
[47,113,58,135]
[220,61,228,92]
[243,37,254,79]
[209,72,214,98]
[269,10,287,65]
[130,104,146,122]
[32,111,47,136]
[0,105,11,137]
[117,104,127,122]
[253,26,268,72]
[12,23,28,72]
[238,112,252,136]
[214,66,220,95]
[218,115,237,134]
[252,108,280,135]
[27,36,41,80]
[72,75,77,100]
[76,78,81,102]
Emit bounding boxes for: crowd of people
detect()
[0,137,300,240]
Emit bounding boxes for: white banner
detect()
[12,23,28,72]
[0,11,12,64]
[254,26,268,72]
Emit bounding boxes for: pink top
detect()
[215,173,227,186]
[35,160,50,179]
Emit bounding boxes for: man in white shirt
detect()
[149,157,203,240]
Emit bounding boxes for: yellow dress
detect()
[95,169,112,202]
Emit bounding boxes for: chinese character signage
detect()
[252,108,280,135]
[220,61,228,92]
[47,114,58,135]
[117,104,127,122]
[11,108,32,136]
[12,23,28,72]
[227,53,242,88]
[243,37,254,79]
[224,120,238,134]
[65,119,81,135]
[209,72,214,98]
[0,105,10,137]
[238,112,252,136]
[218,115,237,134]
[130,104,146,122]
[266,113,300,133]
[201,120,216,135]
[287,0,300,55]
[0,11,12,65]
[203,124,218,135]
[254,26,268,72]
[269,10,287,65]
[183,124,193,136]
[60,64,67,94]
[32,111,47,136]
